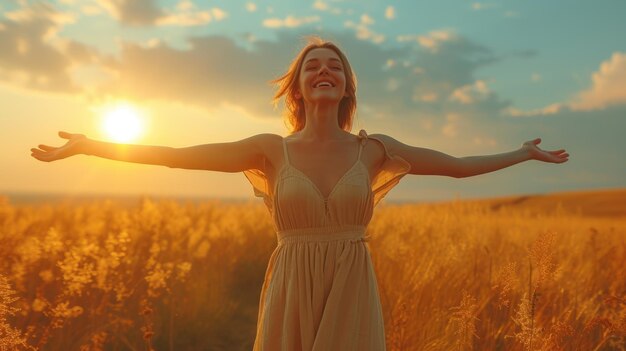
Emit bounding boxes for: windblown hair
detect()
[271,37,357,134]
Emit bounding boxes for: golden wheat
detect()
[0,195,624,350]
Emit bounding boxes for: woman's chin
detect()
[305,94,343,104]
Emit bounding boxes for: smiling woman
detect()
[100,103,145,143]
[30,37,569,351]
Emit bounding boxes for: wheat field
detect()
[0,192,624,350]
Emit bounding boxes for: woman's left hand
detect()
[522,138,569,163]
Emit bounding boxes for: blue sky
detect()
[1,0,625,202]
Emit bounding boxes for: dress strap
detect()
[281,138,291,166]
[357,129,369,161]
[356,138,364,161]
[358,129,369,143]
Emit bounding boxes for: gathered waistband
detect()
[277,225,370,245]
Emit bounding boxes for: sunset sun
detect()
[100,103,145,143]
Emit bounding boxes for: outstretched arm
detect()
[371,134,569,178]
[31,131,273,172]
[454,138,569,177]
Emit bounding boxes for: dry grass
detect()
[0,193,625,350]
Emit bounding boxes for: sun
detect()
[100,103,145,143]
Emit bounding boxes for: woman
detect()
[31,37,569,350]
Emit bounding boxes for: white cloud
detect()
[449,80,491,104]
[157,8,226,26]
[385,6,395,20]
[504,104,563,117]
[95,0,226,27]
[361,14,374,25]
[157,12,210,26]
[176,0,194,11]
[0,2,93,92]
[344,15,385,44]
[313,0,328,11]
[531,73,541,82]
[570,52,626,111]
[262,15,320,28]
[472,3,496,10]
[142,38,162,48]
[419,93,439,102]
[5,3,76,27]
[506,52,626,116]
[95,0,163,26]
[211,8,226,21]
[246,2,257,12]
[313,0,342,15]
[397,29,456,53]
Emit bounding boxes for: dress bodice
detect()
[243,129,411,233]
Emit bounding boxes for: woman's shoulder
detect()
[360,130,392,141]
[249,133,284,144]
[359,130,400,154]
[243,134,284,159]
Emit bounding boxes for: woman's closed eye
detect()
[305,65,341,71]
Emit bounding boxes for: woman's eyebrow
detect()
[304,58,342,64]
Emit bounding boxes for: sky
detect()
[1,0,625,203]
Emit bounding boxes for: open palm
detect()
[522,138,569,164]
[31,131,86,162]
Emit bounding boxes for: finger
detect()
[30,151,48,160]
[30,152,45,161]
[548,150,566,155]
[39,144,57,151]
[59,131,73,139]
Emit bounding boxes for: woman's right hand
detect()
[31,131,87,162]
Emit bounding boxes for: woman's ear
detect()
[295,90,302,99]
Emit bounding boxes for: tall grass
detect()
[0,195,624,350]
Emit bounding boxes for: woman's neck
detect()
[299,102,346,141]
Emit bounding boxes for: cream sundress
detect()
[243,129,411,351]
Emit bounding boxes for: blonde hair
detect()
[271,37,357,134]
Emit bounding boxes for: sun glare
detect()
[101,103,145,143]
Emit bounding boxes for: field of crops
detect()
[1,193,624,350]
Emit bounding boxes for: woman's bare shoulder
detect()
[249,133,284,146]
[248,133,285,172]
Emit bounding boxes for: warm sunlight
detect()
[100,103,145,143]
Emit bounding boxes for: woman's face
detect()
[297,47,347,104]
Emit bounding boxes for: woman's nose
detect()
[318,65,330,75]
